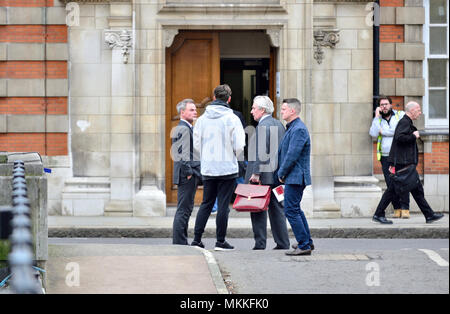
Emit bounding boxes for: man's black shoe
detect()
[191,240,205,248]
[214,241,235,251]
[372,215,393,224]
[273,245,288,250]
[426,213,444,224]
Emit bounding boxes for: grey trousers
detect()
[251,193,290,249]
[172,176,199,245]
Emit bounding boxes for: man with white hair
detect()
[372,101,444,224]
[245,95,290,250]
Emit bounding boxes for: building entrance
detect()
[165,30,276,204]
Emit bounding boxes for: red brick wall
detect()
[424,142,450,175]
[0,61,67,79]
[0,0,54,7]
[380,61,404,78]
[0,0,68,157]
[380,25,404,43]
[0,25,67,43]
[379,0,404,7]
[0,133,67,156]
[0,97,67,115]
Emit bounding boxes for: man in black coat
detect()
[171,99,201,245]
[372,101,444,224]
[245,96,290,250]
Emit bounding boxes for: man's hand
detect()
[187,175,192,180]
[413,131,420,139]
[250,174,260,183]
[279,177,285,184]
[375,106,381,118]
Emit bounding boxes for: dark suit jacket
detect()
[277,117,311,186]
[388,115,418,167]
[245,115,285,185]
[172,120,201,185]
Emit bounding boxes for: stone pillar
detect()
[132,2,166,216]
[309,1,340,218]
[103,2,135,216]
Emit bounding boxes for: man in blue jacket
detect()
[277,98,313,256]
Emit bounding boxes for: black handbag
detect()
[390,164,420,194]
[390,144,420,194]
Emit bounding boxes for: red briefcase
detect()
[232,183,271,212]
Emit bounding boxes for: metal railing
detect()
[5,160,42,294]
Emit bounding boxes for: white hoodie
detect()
[193,102,246,177]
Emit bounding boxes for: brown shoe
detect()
[401,210,410,219]
[393,209,402,218]
[291,243,315,251]
[285,248,312,256]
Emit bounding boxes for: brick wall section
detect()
[0,97,67,115]
[424,142,449,175]
[0,0,53,6]
[0,25,68,43]
[0,0,68,157]
[390,96,404,111]
[0,133,67,156]
[379,0,404,6]
[380,61,404,78]
[380,25,404,43]
[0,61,67,79]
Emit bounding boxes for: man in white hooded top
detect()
[192,84,246,251]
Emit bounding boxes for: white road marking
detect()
[418,249,449,267]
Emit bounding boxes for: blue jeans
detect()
[284,184,312,250]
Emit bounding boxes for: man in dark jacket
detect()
[171,99,201,245]
[245,96,290,250]
[372,101,444,224]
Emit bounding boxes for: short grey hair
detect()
[176,98,195,114]
[253,95,274,114]
[282,98,302,115]
[405,101,420,113]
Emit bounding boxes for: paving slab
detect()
[46,244,227,294]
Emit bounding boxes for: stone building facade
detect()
[0,0,448,217]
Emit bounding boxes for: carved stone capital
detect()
[164,29,179,48]
[266,28,281,48]
[313,28,340,64]
[104,29,132,64]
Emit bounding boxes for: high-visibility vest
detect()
[377,112,400,161]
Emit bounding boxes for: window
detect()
[424,0,449,128]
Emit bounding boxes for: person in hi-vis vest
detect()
[369,95,409,219]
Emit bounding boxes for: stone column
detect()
[132,2,166,216]
[310,2,340,218]
[104,3,135,216]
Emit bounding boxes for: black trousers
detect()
[193,178,236,243]
[251,191,290,249]
[380,157,409,209]
[172,176,199,245]
[374,169,434,219]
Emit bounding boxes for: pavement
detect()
[46,213,448,294]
